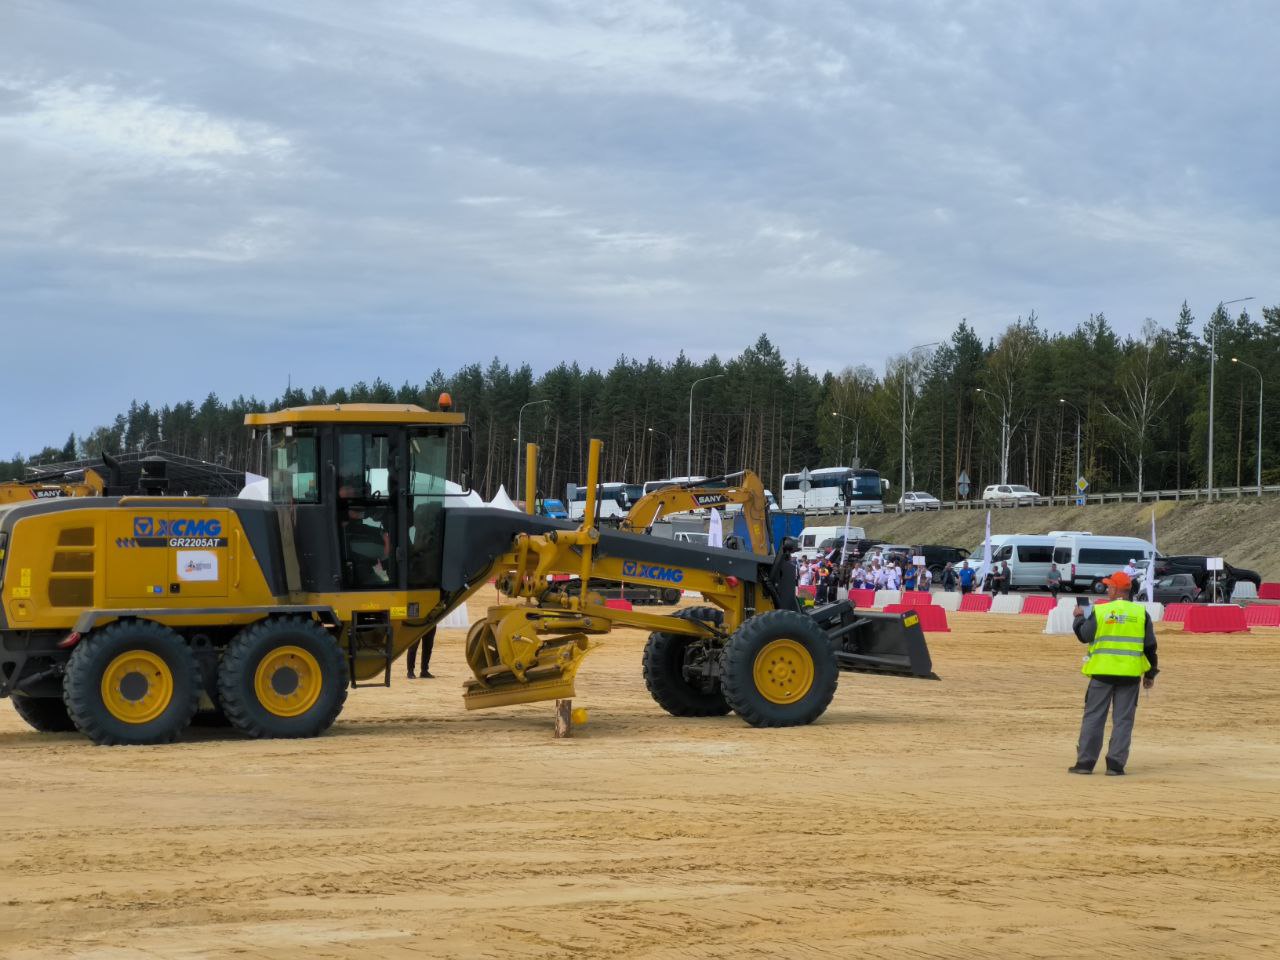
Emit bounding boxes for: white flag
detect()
[975,510,993,592]
[840,505,853,565]
[1145,508,1157,603]
[708,508,724,548]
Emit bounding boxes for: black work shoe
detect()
[421,671,435,679]
[1106,766,1126,776]
[407,673,416,680]
[1068,764,1093,775]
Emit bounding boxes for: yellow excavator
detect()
[0,401,936,744]
[620,470,771,552]
[0,469,105,506]
[547,470,774,606]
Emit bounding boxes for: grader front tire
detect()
[721,611,838,728]
[63,620,201,745]
[218,617,349,739]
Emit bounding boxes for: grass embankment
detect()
[813,498,1280,579]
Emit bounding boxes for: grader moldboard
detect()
[0,401,937,745]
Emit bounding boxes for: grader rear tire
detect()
[11,693,76,732]
[63,620,201,745]
[722,610,838,728]
[642,607,731,717]
[218,616,349,739]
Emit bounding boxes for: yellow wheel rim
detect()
[100,650,174,724]
[752,638,815,705]
[254,646,322,718]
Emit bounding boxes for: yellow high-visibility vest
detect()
[1082,600,1151,677]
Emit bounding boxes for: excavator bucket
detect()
[462,606,603,710]
[809,602,940,680]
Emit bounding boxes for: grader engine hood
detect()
[439,507,766,595]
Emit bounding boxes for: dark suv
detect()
[918,544,971,578]
[1152,556,1261,602]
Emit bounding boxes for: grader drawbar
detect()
[0,404,935,745]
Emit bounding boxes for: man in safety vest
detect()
[1068,571,1159,776]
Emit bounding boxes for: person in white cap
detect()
[1123,558,1139,600]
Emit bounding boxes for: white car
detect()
[982,483,1040,505]
[899,491,941,511]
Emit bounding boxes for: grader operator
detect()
[0,401,936,745]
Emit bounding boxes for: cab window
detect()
[269,431,319,505]
[407,429,448,588]
[337,432,396,589]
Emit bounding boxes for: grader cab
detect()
[0,403,936,745]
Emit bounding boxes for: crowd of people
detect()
[793,548,1084,600]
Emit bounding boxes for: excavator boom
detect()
[620,470,772,555]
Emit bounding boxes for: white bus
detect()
[641,476,719,496]
[565,482,643,521]
[780,466,889,514]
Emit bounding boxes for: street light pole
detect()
[831,411,856,467]
[900,342,939,511]
[688,374,725,478]
[647,426,672,477]
[1059,398,1084,503]
[1210,297,1254,500]
[975,387,1010,485]
[516,399,550,503]
[1232,357,1264,495]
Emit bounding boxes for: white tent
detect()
[238,472,270,501]
[488,485,520,512]
[438,479,486,509]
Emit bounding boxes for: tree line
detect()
[6,301,1278,504]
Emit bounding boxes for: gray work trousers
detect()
[1076,678,1140,770]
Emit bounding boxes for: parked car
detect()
[796,525,868,561]
[538,498,569,520]
[816,536,882,562]
[917,544,971,578]
[971,535,1058,589]
[899,490,942,511]
[1053,534,1156,593]
[1148,573,1203,604]
[982,483,1040,504]
[1153,555,1261,602]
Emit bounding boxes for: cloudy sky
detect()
[2,1,1276,456]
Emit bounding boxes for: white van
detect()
[796,524,867,561]
[1053,535,1156,593]
[970,534,1059,589]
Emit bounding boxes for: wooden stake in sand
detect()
[555,699,573,739]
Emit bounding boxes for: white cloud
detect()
[0,76,292,173]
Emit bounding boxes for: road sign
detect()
[957,471,971,498]
[1076,476,1089,492]
[798,467,812,493]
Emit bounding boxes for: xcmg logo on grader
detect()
[622,560,685,584]
[134,517,223,539]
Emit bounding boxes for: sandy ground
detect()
[1,594,1278,959]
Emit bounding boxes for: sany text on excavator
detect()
[0,469,105,506]
[0,401,937,744]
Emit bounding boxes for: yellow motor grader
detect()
[0,401,936,744]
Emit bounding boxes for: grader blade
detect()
[809,602,940,680]
[462,607,602,710]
